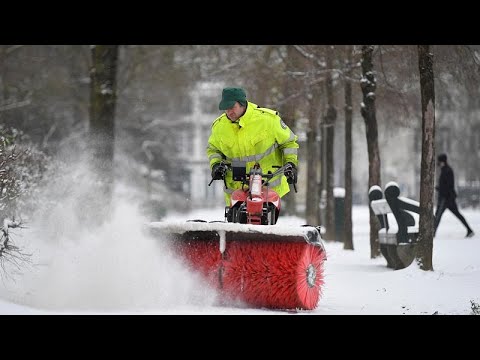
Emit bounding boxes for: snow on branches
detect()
[0,218,30,280]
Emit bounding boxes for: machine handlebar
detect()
[208,162,296,193]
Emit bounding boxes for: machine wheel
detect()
[268,207,277,225]
[261,204,277,225]
[232,204,247,224]
[231,207,239,223]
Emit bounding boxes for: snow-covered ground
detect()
[1,203,479,315]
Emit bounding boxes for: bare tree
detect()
[282,47,323,225]
[416,45,436,271]
[323,45,337,241]
[0,133,22,221]
[0,130,30,279]
[306,81,321,225]
[343,45,354,250]
[254,46,275,106]
[360,45,381,258]
[279,45,301,215]
[1,218,30,281]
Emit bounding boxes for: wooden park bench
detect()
[368,182,420,270]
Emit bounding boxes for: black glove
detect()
[285,162,297,184]
[211,162,227,180]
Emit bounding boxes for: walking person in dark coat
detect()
[434,154,474,238]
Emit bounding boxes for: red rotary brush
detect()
[174,240,221,289]
[221,241,326,310]
[159,223,327,311]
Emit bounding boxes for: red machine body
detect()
[230,167,282,225]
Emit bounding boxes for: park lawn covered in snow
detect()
[1,204,479,315]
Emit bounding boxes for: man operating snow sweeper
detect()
[207,87,299,221]
[148,87,326,311]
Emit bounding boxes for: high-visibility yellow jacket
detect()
[206,101,299,205]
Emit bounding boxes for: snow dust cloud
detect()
[0,156,218,313]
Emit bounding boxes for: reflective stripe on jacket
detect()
[206,101,299,205]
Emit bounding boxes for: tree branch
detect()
[0,219,31,281]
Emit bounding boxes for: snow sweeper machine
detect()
[148,161,327,310]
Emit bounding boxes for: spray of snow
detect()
[0,156,219,313]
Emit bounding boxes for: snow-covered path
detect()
[1,205,479,314]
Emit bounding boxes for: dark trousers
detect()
[434,197,472,234]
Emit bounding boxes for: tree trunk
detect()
[416,45,436,271]
[344,45,354,250]
[89,45,119,223]
[255,46,274,106]
[279,45,298,215]
[324,45,336,241]
[306,88,320,225]
[360,45,381,258]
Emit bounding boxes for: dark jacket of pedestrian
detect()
[437,163,457,200]
[434,153,474,238]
